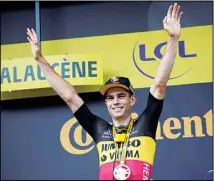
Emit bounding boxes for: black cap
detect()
[99,76,134,96]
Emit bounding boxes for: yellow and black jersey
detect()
[74,92,163,180]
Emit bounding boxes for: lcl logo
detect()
[132,40,197,79]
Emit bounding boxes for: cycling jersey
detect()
[74,92,163,180]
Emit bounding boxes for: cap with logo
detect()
[99,76,134,96]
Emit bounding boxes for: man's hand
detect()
[26,29,83,113]
[27,28,42,61]
[150,3,184,100]
[163,3,183,39]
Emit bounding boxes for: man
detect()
[27,3,183,180]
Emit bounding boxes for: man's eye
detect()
[119,95,125,98]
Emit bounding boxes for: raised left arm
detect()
[150,3,183,100]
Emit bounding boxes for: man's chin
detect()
[113,114,124,119]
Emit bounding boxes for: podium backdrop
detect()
[1,1,213,180]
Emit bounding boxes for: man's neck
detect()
[113,115,131,127]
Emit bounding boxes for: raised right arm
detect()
[27,28,83,113]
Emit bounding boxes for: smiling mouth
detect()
[112,107,124,111]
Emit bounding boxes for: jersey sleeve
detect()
[137,92,164,140]
[74,103,110,143]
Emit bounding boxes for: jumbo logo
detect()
[60,109,212,155]
[132,40,197,79]
[60,113,138,155]
[60,117,94,155]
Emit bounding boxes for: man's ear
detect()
[131,94,136,106]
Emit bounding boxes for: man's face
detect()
[105,87,136,120]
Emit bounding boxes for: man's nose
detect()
[113,97,119,104]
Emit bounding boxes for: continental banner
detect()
[1,54,103,92]
[60,109,213,155]
[2,82,212,180]
[1,25,212,99]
